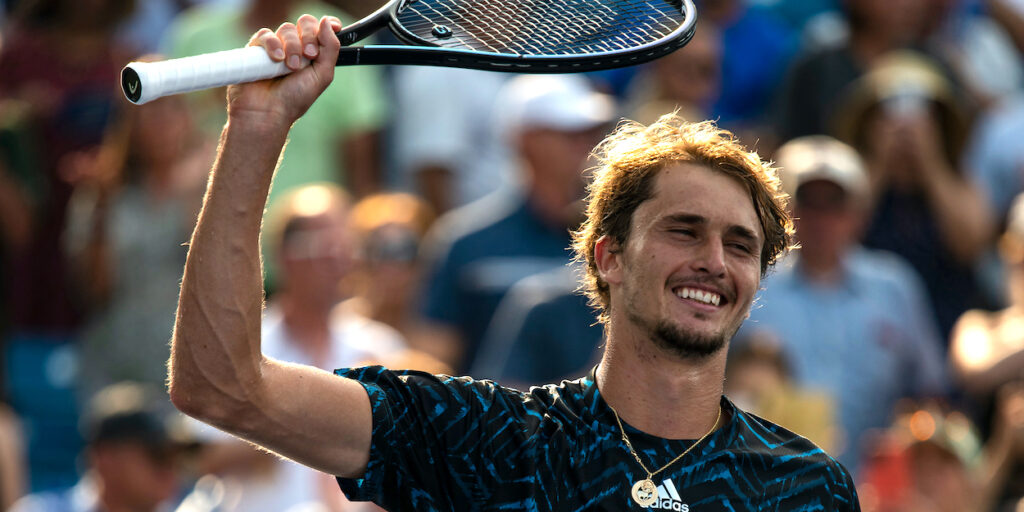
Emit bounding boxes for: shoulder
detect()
[726,404,858,502]
[503,266,581,306]
[847,247,925,294]
[336,366,588,419]
[9,484,82,512]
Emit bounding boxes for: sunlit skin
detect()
[599,163,764,361]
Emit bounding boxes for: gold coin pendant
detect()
[631,478,658,508]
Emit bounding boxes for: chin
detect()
[629,309,730,360]
[654,321,728,360]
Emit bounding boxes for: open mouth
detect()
[673,286,726,307]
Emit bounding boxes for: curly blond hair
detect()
[571,114,794,323]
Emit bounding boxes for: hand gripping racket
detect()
[122,0,697,105]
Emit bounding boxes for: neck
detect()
[797,252,844,285]
[849,31,900,65]
[524,167,578,229]
[97,482,139,512]
[597,319,725,439]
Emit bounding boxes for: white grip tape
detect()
[123,46,298,105]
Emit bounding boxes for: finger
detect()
[248,28,285,61]
[312,16,342,78]
[297,14,320,59]
[276,22,304,71]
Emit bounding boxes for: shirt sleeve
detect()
[831,462,862,511]
[333,366,538,510]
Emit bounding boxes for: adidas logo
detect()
[647,479,689,511]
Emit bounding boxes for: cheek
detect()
[733,263,761,306]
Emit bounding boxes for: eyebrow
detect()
[663,213,761,244]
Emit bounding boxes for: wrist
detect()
[226,108,295,136]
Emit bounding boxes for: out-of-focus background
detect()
[1,0,1024,510]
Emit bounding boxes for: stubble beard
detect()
[627,307,733,360]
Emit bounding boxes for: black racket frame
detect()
[333,0,697,72]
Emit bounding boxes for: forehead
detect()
[633,163,762,239]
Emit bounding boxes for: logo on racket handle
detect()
[122,67,143,104]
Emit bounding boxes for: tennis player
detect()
[169,16,860,510]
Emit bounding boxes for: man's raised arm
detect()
[168,15,372,478]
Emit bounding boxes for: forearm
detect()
[923,167,994,263]
[169,115,288,424]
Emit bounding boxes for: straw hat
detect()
[831,50,970,165]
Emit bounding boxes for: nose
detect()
[691,237,726,277]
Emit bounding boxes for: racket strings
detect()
[397,0,685,55]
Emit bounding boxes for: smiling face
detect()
[598,163,763,359]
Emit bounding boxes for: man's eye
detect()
[729,243,753,254]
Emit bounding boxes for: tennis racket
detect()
[122,0,697,105]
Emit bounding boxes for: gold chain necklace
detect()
[609,403,722,508]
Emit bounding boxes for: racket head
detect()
[381,0,697,71]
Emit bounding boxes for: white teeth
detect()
[675,287,721,306]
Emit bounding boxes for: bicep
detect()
[223,358,373,478]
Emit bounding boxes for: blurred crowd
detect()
[1,0,1024,510]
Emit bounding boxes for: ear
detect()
[594,235,624,286]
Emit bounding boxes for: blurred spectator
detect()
[834,51,996,338]
[163,0,387,201]
[389,67,515,214]
[950,194,1024,509]
[471,263,603,389]
[858,402,984,512]
[0,0,137,490]
[981,385,1024,511]
[699,0,798,137]
[63,84,211,403]
[10,382,193,512]
[0,102,35,350]
[164,0,389,293]
[966,94,1024,232]
[738,134,948,473]
[0,402,26,508]
[921,0,1023,105]
[622,22,722,125]
[963,92,1024,305]
[189,184,408,512]
[725,332,838,453]
[858,392,1024,512]
[989,0,1024,56]
[0,0,135,333]
[417,75,614,372]
[952,194,1024,398]
[345,193,437,347]
[772,0,962,140]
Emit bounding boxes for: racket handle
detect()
[121,46,301,105]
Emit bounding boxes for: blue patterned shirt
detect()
[335,366,859,511]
